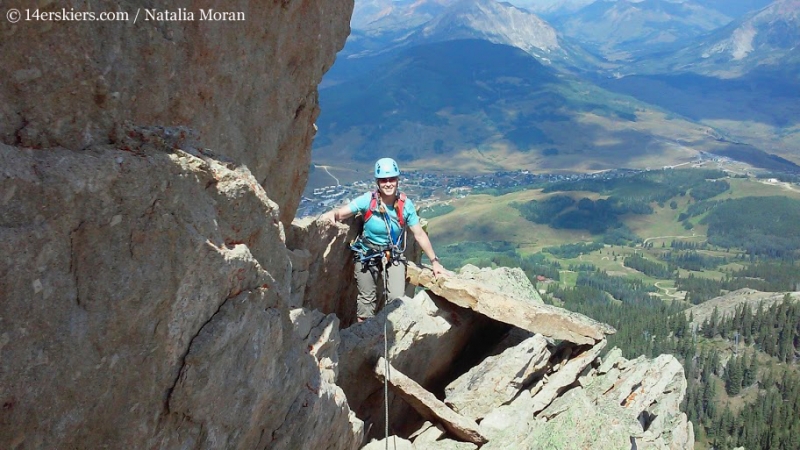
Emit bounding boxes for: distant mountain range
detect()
[351,0,456,31]
[597,0,800,161]
[552,0,733,60]
[315,39,746,172]
[507,0,774,19]
[313,0,800,176]
[505,0,597,18]
[648,0,800,77]
[343,0,603,71]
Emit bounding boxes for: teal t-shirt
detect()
[348,192,419,247]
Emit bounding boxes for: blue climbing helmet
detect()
[374,157,400,178]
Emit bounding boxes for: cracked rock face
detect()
[0,144,361,449]
[0,0,353,225]
[1,0,358,447]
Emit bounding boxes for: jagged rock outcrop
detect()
[338,290,489,437]
[0,0,351,225]
[347,266,693,449]
[0,0,359,448]
[480,347,695,449]
[0,142,361,449]
[686,288,800,326]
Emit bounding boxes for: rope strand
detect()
[382,255,390,450]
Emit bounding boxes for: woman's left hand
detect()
[320,210,337,224]
[432,260,446,278]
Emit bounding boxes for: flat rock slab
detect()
[375,357,488,445]
[407,263,615,345]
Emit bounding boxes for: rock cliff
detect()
[0,1,693,449]
[1,0,349,225]
[1,1,359,448]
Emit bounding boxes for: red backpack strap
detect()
[362,191,407,227]
[362,191,379,223]
[396,192,407,228]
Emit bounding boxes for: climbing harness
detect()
[350,192,408,277]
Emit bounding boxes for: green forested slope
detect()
[426,168,800,450]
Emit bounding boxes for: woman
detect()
[321,157,446,321]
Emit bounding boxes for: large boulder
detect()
[444,334,550,420]
[458,264,543,305]
[408,262,615,345]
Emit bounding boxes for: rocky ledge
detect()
[332,263,694,449]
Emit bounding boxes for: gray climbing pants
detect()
[355,259,406,319]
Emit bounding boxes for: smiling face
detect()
[376,176,398,198]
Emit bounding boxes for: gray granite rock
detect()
[0,0,353,225]
[339,290,483,439]
[459,264,544,305]
[0,145,361,449]
[445,334,550,420]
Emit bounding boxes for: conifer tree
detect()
[779,328,793,363]
[702,317,713,338]
[740,351,751,387]
[711,306,720,337]
[701,349,712,382]
[743,351,758,387]
[753,301,765,335]
[703,377,717,420]
[742,303,753,343]
[725,355,743,395]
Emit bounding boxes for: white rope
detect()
[382,255,390,450]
